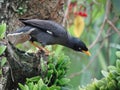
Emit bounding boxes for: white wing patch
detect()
[27,28,36,34]
[7,32,24,36]
[7,28,36,37]
[46,30,53,35]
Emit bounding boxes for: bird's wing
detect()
[7,26,35,45]
[19,19,68,37]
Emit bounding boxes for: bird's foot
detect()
[30,41,53,56]
[43,50,54,56]
[44,51,50,56]
[37,49,51,56]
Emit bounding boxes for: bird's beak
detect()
[82,50,91,56]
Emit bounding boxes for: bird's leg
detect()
[30,41,50,56]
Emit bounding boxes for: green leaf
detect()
[101,70,109,77]
[38,79,45,90]
[116,59,120,69]
[0,23,6,39]
[41,85,48,90]
[107,80,116,90]
[58,78,70,85]
[58,70,63,76]
[96,79,107,88]
[47,70,53,78]
[27,82,34,90]
[26,76,40,84]
[99,86,107,90]
[0,69,2,75]
[0,45,6,55]
[1,57,7,67]
[85,83,97,90]
[48,63,55,69]
[49,85,60,90]
[18,83,26,90]
[117,81,120,89]
[116,76,120,81]
[33,84,38,90]
[24,85,29,90]
[108,66,117,72]
[116,51,120,58]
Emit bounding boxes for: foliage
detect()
[0,45,6,55]
[18,54,71,90]
[15,7,27,15]
[65,0,120,88]
[19,77,61,90]
[79,51,120,90]
[111,0,120,16]
[0,23,6,39]
[0,0,119,89]
[0,23,7,75]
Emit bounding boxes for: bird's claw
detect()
[37,49,52,56]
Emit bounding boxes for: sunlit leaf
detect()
[101,70,109,77]
[18,83,26,90]
[58,78,70,85]
[0,45,6,55]
[1,57,7,67]
[0,23,6,39]
[38,79,44,87]
[49,85,60,90]
[27,82,34,90]
[116,51,120,58]
[24,85,29,90]
[33,84,38,90]
[26,76,40,84]
[116,59,120,69]
[74,16,84,37]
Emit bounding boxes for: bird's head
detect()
[70,37,91,56]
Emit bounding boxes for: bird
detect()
[7,19,91,56]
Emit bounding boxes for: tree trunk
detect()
[0,0,65,89]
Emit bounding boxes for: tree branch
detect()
[107,19,120,36]
[3,42,48,90]
[89,0,111,49]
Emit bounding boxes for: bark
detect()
[0,0,65,89]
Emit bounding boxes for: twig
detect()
[98,32,114,43]
[107,19,120,36]
[88,18,106,49]
[62,0,71,26]
[89,0,111,49]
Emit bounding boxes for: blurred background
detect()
[0,0,120,89]
[62,0,120,89]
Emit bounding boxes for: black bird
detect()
[7,19,91,56]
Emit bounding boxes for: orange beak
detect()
[82,50,91,56]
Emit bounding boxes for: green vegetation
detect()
[0,23,7,75]
[0,0,120,89]
[18,54,71,90]
[18,51,120,90]
[64,0,120,88]
[79,51,120,90]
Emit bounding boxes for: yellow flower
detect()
[74,16,85,37]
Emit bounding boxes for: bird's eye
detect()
[79,47,81,50]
